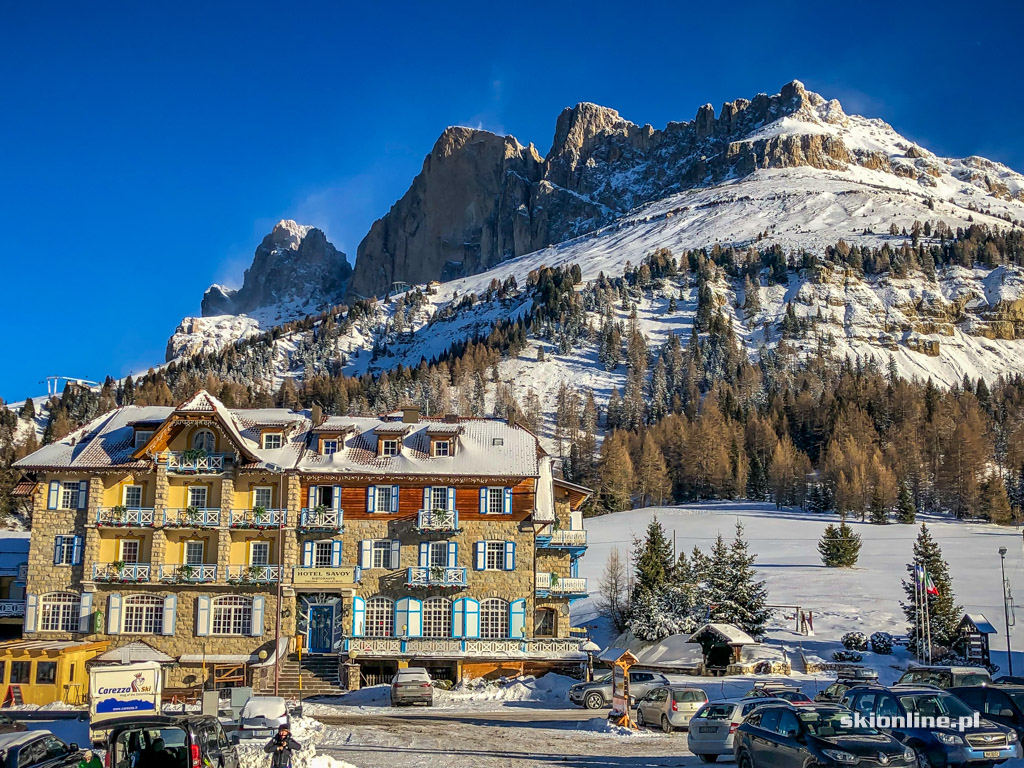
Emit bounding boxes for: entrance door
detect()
[308,605,333,653]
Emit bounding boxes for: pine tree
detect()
[598,430,635,512]
[818,516,862,567]
[632,516,675,596]
[895,484,917,524]
[705,523,769,637]
[901,524,963,655]
[869,485,890,525]
[980,474,1013,524]
[636,432,671,506]
[18,398,35,420]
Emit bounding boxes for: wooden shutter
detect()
[359,540,372,569]
[78,481,89,510]
[418,542,429,567]
[196,595,212,637]
[423,487,432,510]
[162,595,177,636]
[447,542,458,568]
[389,540,401,569]
[474,542,485,570]
[53,537,63,565]
[47,481,59,510]
[479,488,488,514]
[302,541,314,568]
[395,597,410,637]
[504,541,516,571]
[452,598,465,638]
[333,486,343,511]
[390,485,400,513]
[307,486,317,508]
[72,536,83,565]
[509,598,526,639]
[406,598,422,637]
[78,593,93,633]
[464,598,480,638]
[250,596,265,637]
[503,487,512,515]
[331,540,343,568]
[447,486,456,511]
[24,594,37,632]
[351,595,365,636]
[107,593,123,634]
[366,486,376,513]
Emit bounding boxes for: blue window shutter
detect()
[390,540,401,569]
[509,598,526,639]
[391,485,400,513]
[359,540,371,569]
[479,488,488,514]
[395,597,410,637]
[351,595,365,636]
[333,486,342,511]
[331,540,342,568]
[196,595,211,637]
[407,598,422,637]
[78,593,93,633]
[307,486,317,508]
[418,542,429,567]
[78,481,89,510]
[447,486,456,511]
[447,542,457,568]
[465,598,480,638]
[53,537,63,565]
[423,487,432,510]
[503,487,512,515]
[452,598,465,638]
[24,594,37,632]
[505,541,516,571]
[366,486,376,513]
[474,542,485,571]
[72,536,83,565]
[107,593,123,635]
[302,541,314,568]
[250,596,265,636]
[162,595,177,636]
[47,481,59,510]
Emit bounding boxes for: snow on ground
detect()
[236,717,360,768]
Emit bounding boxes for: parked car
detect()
[814,670,879,704]
[0,732,83,768]
[954,685,1024,740]
[390,667,434,707]
[743,683,813,705]
[635,685,708,733]
[733,703,915,768]
[841,685,1019,766]
[237,696,289,741]
[568,670,670,709]
[105,715,239,768]
[897,665,992,689]
[686,697,786,763]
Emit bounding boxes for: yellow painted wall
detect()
[162,532,218,566]
[0,642,107,706]
[233,478,282,508]
[97,532,153,562]
[101,474,157,507]
[166,426,222,453]
[166,480,221,509]
[228,534,277,564]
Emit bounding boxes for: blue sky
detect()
[2,0,1022,401]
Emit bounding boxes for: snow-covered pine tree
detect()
[632,516,674,596]
[901,523,963,654]
[818,516,862,567]
[704,524,769,636]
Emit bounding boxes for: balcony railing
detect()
[347,637,586,659]
[0,600,26,618]
[97,507,157,527]
[535,573,588,597]
[229,509,286,529]
[160,564,218,583]
[164,507,221,528]
[227,564,282,583]
[405,566,468,589]
[164,451,231,474]
[539,529,588,547]
[415,508,460,532]
[93,563,152,583]
[298,507,343,532]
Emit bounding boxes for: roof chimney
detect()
[401,406,420,424]
[311,404,323,427]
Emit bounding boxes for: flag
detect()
[916,565,939,596]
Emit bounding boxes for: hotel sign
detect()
[292,566,359,588]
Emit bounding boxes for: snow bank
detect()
[236,718,359,768]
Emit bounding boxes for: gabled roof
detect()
[131,390,262,463]
[689,623,756,646]
[960,613,998,635]
[93,640,176,665]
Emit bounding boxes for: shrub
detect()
[833,650,863,663]
[870,631,894,655]
[841,631,868,651]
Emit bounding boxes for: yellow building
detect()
[0,639,108,705]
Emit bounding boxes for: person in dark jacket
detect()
[264,725,301,768]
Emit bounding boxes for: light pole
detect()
[581,640,601,682]
[1000,547,1013,677]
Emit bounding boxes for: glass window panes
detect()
[422,597,451,637]
[365,597,394,637]
[123,485,143,508]
[317,486,335,507]
[60,482,79,509]
[262,433,282,449]
[212,596,252,636]
[314,541,332,567]
[381,439,399,456]
[433,440,450,457]
[55,536,75,565]
[253,487,273,508]
[38,593,79,632]
[488,487,503,515]
[375,486,392,512]
[428,542,448,567]
[119,539,140,563]
[10,662,30,684]
[485,541,505,570]
[188,486,208,508]
[535,609,555,637]
[134,430,153,449]
[192,430,215,452]
[184,541,204,565]
[322,439,338,456]
[431,487,447,511]
[249,542,270,566]
[480,598,509,639]
[371,540,393,569]
[122,595,164,634]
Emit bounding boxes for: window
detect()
[432,440,450,457]
[535,608,556,637]
[121,595,164,634]
[60,482,80,510]
[187,486,208,509]
[321,439,339,456]
[365,597,394,637]
[10,661,30,684]
[38,593,80,633]
[119,539,141,564]
[422,597,452,638]
[313,541,333,568]
[487,487,503,515]
[375,486,393,512]
[184,541,204,565]
[192,429,216,452]
[380,439,399,457]
[0,661,5,683]
[211,596,252,636]
[431,486,448,511]
[480,598,509,639]
[428,542,448,567]
[253,487,274,509]
[54,536,75,566]
[316,486,335,508]
[261,433,282,449]
[492,438,504,446]
[249,541,271,566]
[371,540,395,569]
[485,541,505,570]
[133,430,153,450]
[123,485,143,508]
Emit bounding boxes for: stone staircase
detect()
[254,654,345,698]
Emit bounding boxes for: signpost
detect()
[601,648,638,728]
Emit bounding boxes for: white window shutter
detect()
[452,598,465,638]
[395,597,410,637]
[331,540,342,568]
[465,598,480,638]
[250,596,265,637]
[162,595,177,636]
[78,481,89,510]
[351,595,365,636]
[366,486,376,513]
[72,536,83,565]
[407,598,422,637]
[78,593,93,633]
[509,598,526,639]
[389,540,401,569]
[359,540,371,569]
[24,594,37,632]
[196,595,211,637]
[47,481,59,510]
[423,487,432,510]
[503,487,512,514]
[479,488,488,514]
[308,486,317,508]
[504,541,516,571]
[302,541,314,568]
[391,485,400,513]
[107,593,123,635]
[474,542,485,571]
[447,541,457,568]
[333,486,342,511]
[447,486,456,511]
[418,542,429,567]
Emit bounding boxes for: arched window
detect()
[192,429,216,452]
[422,597,452,638]
[480,598,509,639]
[365,596,394,637]
[212,596,252,636]
[38,592,80,632]
[122,595,164,634]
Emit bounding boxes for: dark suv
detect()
[733,703,914,768]
[953,686,1024,740]
[842,685,1019,766]
[105,716,239,768]
[0,732,83,768]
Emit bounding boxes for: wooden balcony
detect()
[227,564,282,584]
[93,563,152,583]
[160,564,218,583]
[405,566,468,589]
[229,509,287,529]
[535,573,588,598]
[347,636,586,659]
[298,507,343,532]
[537,529,588,549]
[0,600,25,618]
[415,508,460,533]
[163,507,221,528]
[97,507,157,528]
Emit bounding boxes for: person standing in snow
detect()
[264,725,301,768]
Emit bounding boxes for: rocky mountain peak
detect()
[267,219,313,249]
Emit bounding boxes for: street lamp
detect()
[581,640,600,682]
[1000,547,1013,677]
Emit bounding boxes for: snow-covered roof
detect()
[689,623,756,646]
[961,613,998,635]
[634,636,705,668]
[94,641,175,665]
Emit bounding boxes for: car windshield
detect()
[899,694,975,719]
[697,703,736,720]
[1006,692,1024,712]
[958,674,990,686]
[777,691,811,702]
[594,673,612,684]
[900,670,952,688]
[798,710,879,736]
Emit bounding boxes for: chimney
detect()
[401,406,420,424]
[311,404,323,427]
[507,410,518,428]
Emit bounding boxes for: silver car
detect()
[390,667,434,706]
[568,670,670,709]
[686,697,784,763]
[636,685,708,733]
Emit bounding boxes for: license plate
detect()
[984,751,1001,759]
[699,726,718,733]
[247,729,274,739]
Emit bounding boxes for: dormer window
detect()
[432,439,451,457]
[261,432,283,450]
[380,439,399,457]
[134,430,153,450]
[322,439,339,456]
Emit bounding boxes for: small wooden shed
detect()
[958,613,997,667]
[689,623,756,674]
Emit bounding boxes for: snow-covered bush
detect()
[841,631,868,651]
[833,650,863,663]
[869,632,894,655]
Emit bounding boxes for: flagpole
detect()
[914,565,922,664]
[924,566,933,663]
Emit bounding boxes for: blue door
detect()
[308,605,333,653]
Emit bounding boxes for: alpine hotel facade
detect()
[13,391,591,689]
